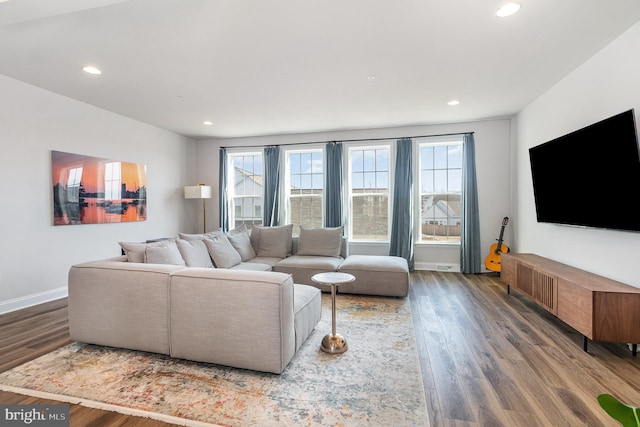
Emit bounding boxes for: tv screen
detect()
[529,109,640,232]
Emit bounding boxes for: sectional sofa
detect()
[67,225,409,374]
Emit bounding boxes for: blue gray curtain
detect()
[460,133,482,273]
[263,146,281,226]
[389,138,414,270]
[218,147,229,232]
[324,141,343,228]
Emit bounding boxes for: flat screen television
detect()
[529,109,640,232]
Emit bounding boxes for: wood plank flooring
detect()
[1,271,639,426]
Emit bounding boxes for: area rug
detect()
[0,294,428,427]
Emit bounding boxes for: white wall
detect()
[196,118,512,271]
[515,21,640,287]
[0,75,198,313]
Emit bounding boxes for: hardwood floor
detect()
[1,272,639,426]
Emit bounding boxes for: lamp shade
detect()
[184,185,212,199]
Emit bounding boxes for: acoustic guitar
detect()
[485,217,510,273]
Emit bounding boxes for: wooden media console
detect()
[500,253,640,355]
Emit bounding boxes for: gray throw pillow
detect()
[296,226,344,257]
[257,226,291,259]
[144,242,186,266]
[250,224,293,257]
[227,224,256,261]
[203,235,242,268]
[119,239,175,263]
[176,239,214,268]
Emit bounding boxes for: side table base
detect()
[321,333,348,354]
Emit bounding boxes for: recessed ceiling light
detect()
[0,0,12,3]
[367,75,376,81]
[496,2,521,17]
[203,121,213,126]
[447,100,460,106]
[82,66,102,75]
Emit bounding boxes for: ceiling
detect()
[1,0,640,140]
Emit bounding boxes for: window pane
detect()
[349,145,390,241]
[286,149,323,235]
[418,140,463,243]
[434,146,447,169]
[352,151,364,172]
[229,152,263,228]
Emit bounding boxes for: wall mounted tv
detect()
[529,109,640,232]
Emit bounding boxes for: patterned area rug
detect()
[0,294,428,427]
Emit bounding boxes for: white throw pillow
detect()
[145,242,186,266]
[227,224,256,261]
[176,239,214,268]
[203,235,242,268]
[296,226,344,257]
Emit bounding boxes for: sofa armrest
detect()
[169,268,296,374]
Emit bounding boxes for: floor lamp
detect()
[184,184,212,233]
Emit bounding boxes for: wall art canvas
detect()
[52,151,147,225]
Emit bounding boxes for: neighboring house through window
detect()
[228,152,263,229]
[417,137,462,243]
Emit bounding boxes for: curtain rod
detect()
[220,131,473,150]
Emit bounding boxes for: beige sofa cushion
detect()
[337,255,409,297]
[204,235,241,268]
[119,239,175,263]
[296,226,343,257]
[176,239,213,268]
[273,255,344,291]
[250,224,293,257]
[145,242,185,266]
[227,224,256,261]
[293,284,322,351]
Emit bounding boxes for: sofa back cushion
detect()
[296,226,344,257]
[250,224,293,258]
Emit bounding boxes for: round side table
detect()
[311,272,355,354]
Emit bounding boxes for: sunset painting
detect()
[52,151,147,225]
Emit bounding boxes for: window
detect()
[285,149,323,235]
[66,166,83,203]
[228,152,263,229]
[418,139,462,243]
[104,162,121,200]
[348,145,390,241]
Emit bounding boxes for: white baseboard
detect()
[0,287,68,315]
[414,262,460,272]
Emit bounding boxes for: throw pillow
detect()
[178,230,223,241]
[296,226,344,257]
[176,239,214,268]
[250,224,293,257]
[119,239,175,263]
[144,242,186,266]
[257,226,292,259]
[203,235,242,268]
[227,224,256,261]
